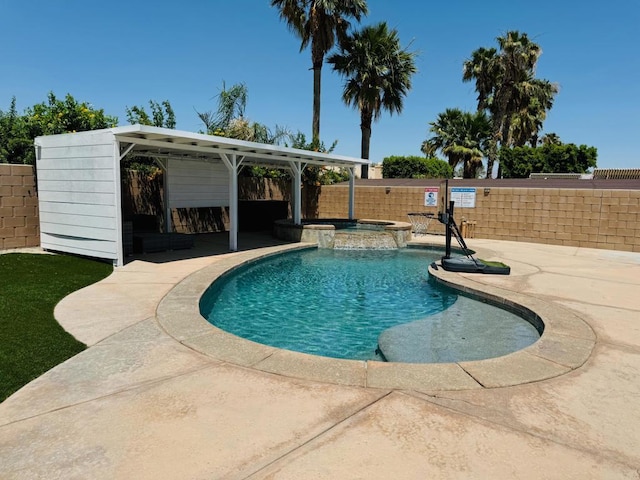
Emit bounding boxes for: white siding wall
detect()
[36,132,120,262]
[167,158,229,208]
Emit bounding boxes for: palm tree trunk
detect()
[501,118,512,151]
[530,134,539,148]
[311,34,324,144]
[463,158,472,178]
[486,153,495,179]
[360,110,372,178]
[485,135,499,178]
[312,63,321,143]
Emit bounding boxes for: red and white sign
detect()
[424,187,438,207]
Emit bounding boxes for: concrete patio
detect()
[1,233,639,479]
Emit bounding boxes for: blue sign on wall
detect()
[450,187,476,208]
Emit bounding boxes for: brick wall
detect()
[0,164,39,250]
[3,167,639,253]
[315,185,640,253]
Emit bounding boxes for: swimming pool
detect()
[199,248,540,363]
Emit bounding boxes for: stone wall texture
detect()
[315,184,640,252]
[0,164,39,250]
[2,167,639,253]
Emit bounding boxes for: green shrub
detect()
[1,93,117,165]
[382,156,453,179]
[500,144,597,178]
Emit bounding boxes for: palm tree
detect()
[463,31,555,177]
[510,78,559,147]
[494,31,542,149]
[271,0,368,143]
[196,82,248,135]
[420,139,437,157]
[426,109,463,170]
[463,48,498,177]
[328,22,417,178]
[196,82,289,144]
[425,108,491,178]
[539,132,562,146]
[462,47,498,111]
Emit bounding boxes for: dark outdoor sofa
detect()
[126,214,194,254]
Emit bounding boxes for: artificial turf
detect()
[478,259,510,268]
[0,253,112,402]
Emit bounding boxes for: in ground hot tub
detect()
[273,218,412,249]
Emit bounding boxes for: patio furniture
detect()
[130,214,194,254]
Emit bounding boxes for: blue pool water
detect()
[199,248,540,362]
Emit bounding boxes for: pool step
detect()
[377,296,539,363]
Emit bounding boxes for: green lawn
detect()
[0,253,112,402]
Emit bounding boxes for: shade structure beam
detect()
[153,158,172,234]
[113,131,364,168]
[119,143,135,161]
[288,161,305,224]
[113,141,125,267]
[348,167,356,220]
[220,153,245,251]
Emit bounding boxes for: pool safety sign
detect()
[450,187,476,208]
[424,187,438,207]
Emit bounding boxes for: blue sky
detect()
[1,0,638,169]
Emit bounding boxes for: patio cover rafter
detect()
[113,125,363,168]
[113,125,367,258]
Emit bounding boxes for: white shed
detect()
[35,125,367,266]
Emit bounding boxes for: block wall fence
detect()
[315,184,640,252]
[1,165,639,253]
[0,164,39,250]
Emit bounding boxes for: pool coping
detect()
[156,243,596,392]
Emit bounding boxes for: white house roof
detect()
[109,125,368,168]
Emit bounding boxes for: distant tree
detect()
[463,31,558,177]
[26,92,117,138]
[196,82,248,135]
[286,130,337,153]
[1,93,117,164]
[271,0,368,142]
[0,97,31,164]
[542,143,597,174]
[424,108,491,178]
[126,100,176,128]
[510,78,558,147]
[196,82,243,135]
[539,132,562,146]
[499,143,597,178]
[123,100,176,173]
[420,139,437,157]
[499,146,546,178]
[455,163,486,179]
[382,155,453,179]
[285,131,346,185]
[196,82,289,144]
[328,22,417,178]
